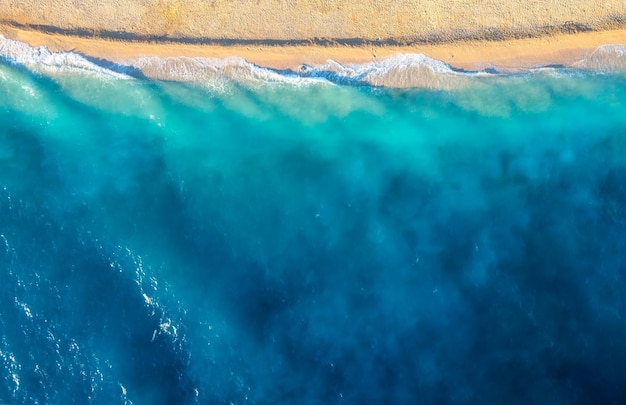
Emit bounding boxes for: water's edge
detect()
[1,35,625,88]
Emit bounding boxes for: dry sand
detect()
[1,0,626,71]
[2,0,625,42]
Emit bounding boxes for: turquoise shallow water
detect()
[2,49,626,404]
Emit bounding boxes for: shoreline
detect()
[1,24,625,73]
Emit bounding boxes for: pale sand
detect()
[1,0,625,42]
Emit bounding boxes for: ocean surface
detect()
[2,37,626,404]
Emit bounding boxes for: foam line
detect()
[2,35,625,88]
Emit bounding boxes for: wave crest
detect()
[298,54,474,88]
[0,35,130,78]
[2,35,626,88]
[130,55,321,85]
[0,36,476,88]
[573,44,626,71]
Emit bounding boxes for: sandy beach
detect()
[1,0,626,72]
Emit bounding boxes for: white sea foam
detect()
[0,35,129,79]
[0,348,21,393]
[110,246,185,346]
[0,36,480,88]
[2,35,626,88]
[17,300,33,319]
[299,53,475,88]
[129,53,474,88]
[130,55,325,87]
[1,234,9,254]
[573,44,626,71]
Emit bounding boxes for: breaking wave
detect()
[2,35,626,88]
[0,36,130,78]
[572,44,626,71]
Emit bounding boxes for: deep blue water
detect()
[2,58,626,404]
